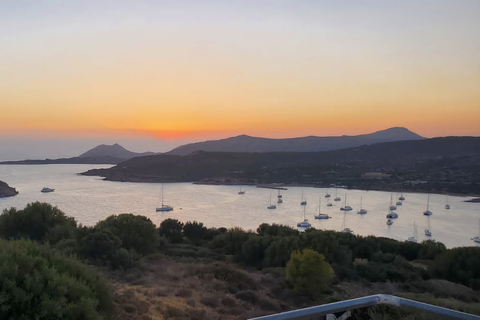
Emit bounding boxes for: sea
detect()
[1,164,479,249]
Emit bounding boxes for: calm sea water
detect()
[1,164,479,249]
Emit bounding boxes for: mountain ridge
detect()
[168,127,424,155]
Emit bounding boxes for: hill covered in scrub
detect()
[0,180,18,197]
[82,136,480,194]
[1,202,480,319]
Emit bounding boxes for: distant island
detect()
[0,143,156,165]
[82,136,480,195]
[0,180,18,198]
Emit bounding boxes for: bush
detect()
[183,221,208,245]
[0,239,113,320]
[96,214,159,255]
[159,218,184,243]
[286,249,335,297]
[0,202,77,244]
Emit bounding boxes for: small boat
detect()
[399,193,405,201]
[340,194,353,211]
[267,194,276,209]
[41,187,55,193]
[386,212,398,219]
[389,194,397,211]
[396,200,402,206]
[325,189,331,198]
[445,196,450,210]
[357,197,367,214]
[156,183,173,212]
[297,206,311,228]
[277,190,282,199]
[314,197,330,219]
[386,219,393,225]
[408,222,418,243]
[238,187,245,195]
[277,198,283,204]
[423,195,433,216]
[300,190,307,206]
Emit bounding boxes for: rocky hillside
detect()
[0,180,18,197]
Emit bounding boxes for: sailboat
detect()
[472,219,480,244]
[423,195,433,216]
[297,205,311,228]
[156,183,173,212]
[389,193,397,211]
[300,190,307,206]
[334,187,341,202]
[340,193,352,211]
[408,222,418,242]
[424,215,432,237]
[267,194,276,209]
[238,187,245,195]
[326,197,333,207]
[445,196,450,210]
[325,188,331,198]
[340,209,353,233]
[277,190,283,203]
[314,197,330,219]
[357,196,367,214]
[398,192,405,201]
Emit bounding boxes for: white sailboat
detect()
[156,183,173,212]
[238,187,245,195]
[326,197,333,207]
[325,188,331,198]
[267,194,276,209]
[297,205,311,228]
[389,193,397,211]
[408,222,418,242]
[357,196,367,214]
[314,197,330,219]
[341,209,353,233]
[334,187,341,202]
[300,190,307,206]
[445,195,450,210]
[399,192,405,201]
[472,219,480,244]
[423,195,433,216]
[340,193,352,211]
[425,215,432,237]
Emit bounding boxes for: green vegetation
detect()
[0,202,479,319]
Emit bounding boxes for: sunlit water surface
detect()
[1,164,479,249]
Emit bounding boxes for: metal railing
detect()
[249,294,480,320]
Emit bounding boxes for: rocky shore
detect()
[0,180,18,198]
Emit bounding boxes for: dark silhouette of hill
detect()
[0,144,156,165]
[168,127,424,156]
[82,137,480,194]
[0,180,18,197]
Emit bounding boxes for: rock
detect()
[0,180,18,198]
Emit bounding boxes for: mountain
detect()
[78,143,155,159]
[168,127,424,156]
[81,137,480,194]
[0,144,156,165]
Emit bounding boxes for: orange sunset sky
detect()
[1,1,480,149]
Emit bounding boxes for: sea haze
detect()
[0,164,478,249]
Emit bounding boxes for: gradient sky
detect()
[1,0,480,149]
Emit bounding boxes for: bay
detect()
[1,164,479,249]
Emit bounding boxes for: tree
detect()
[183,221,207,245]
[286,249,335,297]
[0,239,113,320]
[159,218,184,243]
[96,214,159,255]
[0,202,77,244]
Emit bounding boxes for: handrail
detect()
[249,294,480,320]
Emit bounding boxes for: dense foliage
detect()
[286,249,335,297]
[0,239,112,320]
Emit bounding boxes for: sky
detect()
[1,0,479,158]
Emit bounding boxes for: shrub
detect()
[0,202,77,244]
[183,221,208,245]
[286,249,335,297]
[96,214,159,255]
[159,218,184,243]
[0,239,113,320]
